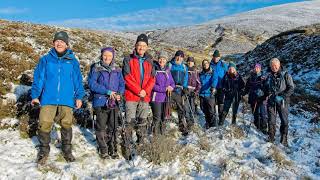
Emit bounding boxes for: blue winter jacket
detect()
[199,68,214,97]
[169,59,188,93]
[211,60,228,89]
[88,61,125,108]
[31,48,85,108]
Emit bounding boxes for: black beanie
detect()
[53,31,69,45]
[136,34,148,45]
[175,50,184,58]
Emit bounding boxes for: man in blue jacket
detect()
[31,31,85,165]
[169,50,189,136]
[210,50,228,122]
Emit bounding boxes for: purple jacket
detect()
[151,62,175,103]
[187,67,201,94]
[88,61,125,108]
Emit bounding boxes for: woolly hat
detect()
[254,63,262,69]
[187,56,195,62]
[158,51,168,59]
[136,34,148,45]
[53,31,69,45]
[100,47,115,59]
[175,50,184,58]
[229,61,237,69]
[213,50,220,57]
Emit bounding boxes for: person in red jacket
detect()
[122,34,156,160]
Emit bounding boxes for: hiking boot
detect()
[37,131,50,165]
[61,128,75,162]
[99,148,110,159]
[268,125,276,143]
[232,114,237,125]
[280,134,288,147]
[37,152,49,165]
[219,112,227,126]
[136,118,148,144]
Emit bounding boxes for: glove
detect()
[255,89,264,98]
[210,88,216,98]
[182,88,189,96]
[275,95,284,105]
[190,91,196,97]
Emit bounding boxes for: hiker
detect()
[122,34,156,160]
[185,56,201,128]
[88,47,125,159]
[244,63,268,134]
[210,50,228,123]
[31,31,85,164]
[219,62,245,125]
[264,58,294,146]
[199,59,216,128]
[150,51,175,136]
[168,50,189,136]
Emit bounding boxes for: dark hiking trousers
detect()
[267,102,289,141]
[94,107,119,154]
[150,102,165,135]
[251,102,268,133]
[171,92,188,134]
[185,95,196,125]
[200,96,217,128]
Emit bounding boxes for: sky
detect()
[0,0,307,31]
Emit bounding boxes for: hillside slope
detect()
[147,1,320,55]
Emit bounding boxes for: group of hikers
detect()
[30,31,295,164]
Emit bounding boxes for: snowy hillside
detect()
[237,23,320,118]
[0,2,320,179]
[0,105,319,179]
[147,1,320,54]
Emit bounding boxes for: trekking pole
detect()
[92,110,96,135]
[252,101,257,129]
[215,103,219,127]
[165,91,172,120]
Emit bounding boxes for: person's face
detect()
[187,61,194,68]
[202,61,210,70]
[53,40,68,53]
[254,66,261,74]
[271,61,280,73]
[158,57,167,68]
[229,67,236,74]
[213,56,220,63]
[175,56,184,64]
[102,51,113,65]
[135,42,148,56]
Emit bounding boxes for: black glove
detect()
[182,88,189,96]
[190,91,196,97]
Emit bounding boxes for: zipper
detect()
[57,58,61,102]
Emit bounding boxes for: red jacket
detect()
[123,51,156,102]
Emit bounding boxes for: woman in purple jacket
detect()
[88,47,125,159]
[150,51,175,135]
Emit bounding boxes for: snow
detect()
[0,105,319,179]
[2,83,31,103]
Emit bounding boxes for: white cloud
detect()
[47,0,290,31]
[47,5,226,31]
[0,7,28,14]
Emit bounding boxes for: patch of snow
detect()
[0,104,319,178]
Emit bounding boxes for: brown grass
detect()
[0,102,16,120]
[0,51,37,84]
[269,145,293,167]
[3,41,34,54]
[137,134,182,165]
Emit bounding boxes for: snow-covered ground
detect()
[0,104,319,179]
